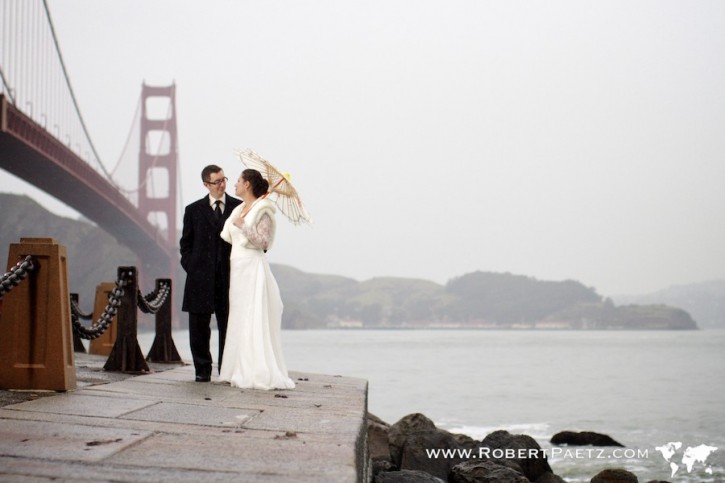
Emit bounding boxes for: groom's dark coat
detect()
[180,195,242,313]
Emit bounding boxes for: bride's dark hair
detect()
[242,169,269,197]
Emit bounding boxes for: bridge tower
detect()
[138,83,178,247]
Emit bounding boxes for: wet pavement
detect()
[0,353,369,482]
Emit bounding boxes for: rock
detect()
[384,414,565,483]
[450,460,529,483]
[590,468,639,482]
[399,429,475,481]
[388,413,438,467]
[368,413,393,462]
[372,459,396,478]
[536,472,568,482]
[480,430,553,481]
[551,431,624,447]
[451,432,478,446]
[368,412,389,426]
[374,469,446,483]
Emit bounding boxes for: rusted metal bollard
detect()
[146,278,182,363]
[104,266,149,373]
[0,238,76,390]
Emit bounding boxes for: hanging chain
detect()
[0,256,36,298]
[71,275,128,340]
[137,282,170,314]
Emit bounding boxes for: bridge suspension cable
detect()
[39,0,112,179]
[1,1,180,245]
[0,0,152,196]
[1,1,109,179]
[109,93,174,195]
[105,90,175,232]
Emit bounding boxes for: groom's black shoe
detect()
[195,374,211,382]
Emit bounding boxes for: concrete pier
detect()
[0,354,369,482]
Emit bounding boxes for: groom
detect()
[180,165,242,382]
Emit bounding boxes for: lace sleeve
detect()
[241,212,273,250]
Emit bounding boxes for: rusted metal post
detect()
[88,282,118,356]
[103,266,149,373]
[0,238,76,390]
[146,278,182,363]
[69,293,87,353]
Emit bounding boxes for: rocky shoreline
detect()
[367,412,666,483]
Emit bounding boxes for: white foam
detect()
[439,421,551,441]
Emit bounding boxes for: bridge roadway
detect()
[0,94,174,276]
[0,353,369,482]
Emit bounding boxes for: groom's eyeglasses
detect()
[205,177,228,186]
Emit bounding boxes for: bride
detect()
[218,168,295,390]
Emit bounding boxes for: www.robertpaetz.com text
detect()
[425,447,648,461]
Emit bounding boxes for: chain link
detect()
[0,256,36,298]
[71,276,128,340]
[137,282,170,314]
[70,298,93,320]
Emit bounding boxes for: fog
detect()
[2,0,724,296]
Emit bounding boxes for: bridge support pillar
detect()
[138,83,178,292]
[88,282,118,356]
[0,238,76,391]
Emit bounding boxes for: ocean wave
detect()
[438,421,551,441]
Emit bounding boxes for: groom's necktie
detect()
[214,200,222,220]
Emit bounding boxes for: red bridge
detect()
[0,2,179,281]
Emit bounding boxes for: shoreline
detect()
[368,412,668,483]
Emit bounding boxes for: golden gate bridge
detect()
[0,0,180,284]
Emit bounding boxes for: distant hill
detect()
[613,281,725,329]
[273,265,698,330]
[0,193,138,304]
[1,192,701,330]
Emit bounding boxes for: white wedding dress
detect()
[218,199,295,390]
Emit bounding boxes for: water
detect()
[139,329,725,482]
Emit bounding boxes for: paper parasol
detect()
[238,149,312,225]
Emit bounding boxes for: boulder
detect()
[399,429,476,481]
[374,469,446,483]
[450,460,529,483]
[372,459,396,478]
[551,431,624,447]
[368,413,393,462]
[480,430,553,481]
[451,432,479,446]
[536,472,568,482]
[590,468,639,482]
[388,413,438,467]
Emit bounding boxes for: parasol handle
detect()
[261,177,286,199]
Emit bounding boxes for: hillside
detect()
[273,265,698,330]
[614,280,725,329]
[0,193,138,304]
[1,192,701,330]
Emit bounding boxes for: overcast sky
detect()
[2,0,724,296]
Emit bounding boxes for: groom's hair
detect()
[201,164,223,182]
